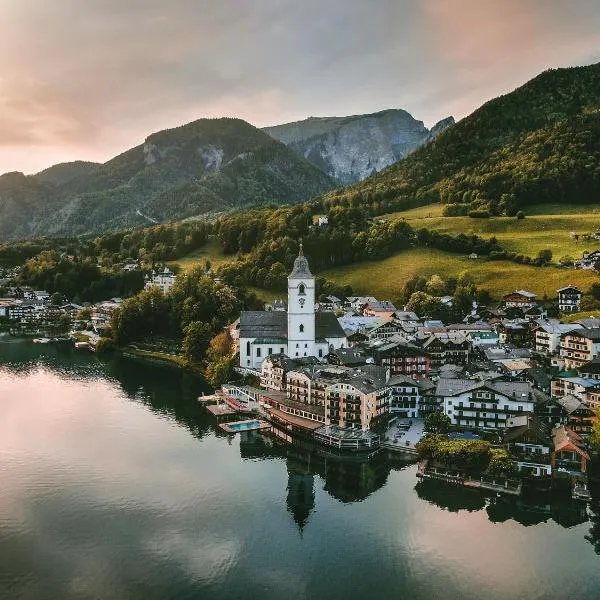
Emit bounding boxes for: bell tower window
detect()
[298,283,306,295]
[299,324,304,333]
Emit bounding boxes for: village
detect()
[212,247,597,502]
[1,248,598,502]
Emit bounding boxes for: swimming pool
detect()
[220,419,269,433]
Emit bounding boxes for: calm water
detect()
[2,338,600,600]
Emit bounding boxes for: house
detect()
[551,426,589,475]
[260,354,319,392]
[285,364,390,431]
[0,299,17,318]
[325,366,390,430]
[370,339,431,380]
[497,321,531,346]
[550,375,600,403]
[557,286,582,313]
[559,328,600,369]
[363,300,397,319]
[419,333,471,369]
[468,253,479,259]
[392,311,421,332]
[387,374,421,418]
[534,320,582,355]
[91,299,123,329]
[239,246,346,370]
[575,250,600,270]
[359,318,404,342]
[145,267,177,294]
[326,347,372,367]
[578,357,600,380]
[554,394,596,438]
[265,299,286,312]
[502,290,537,310]
[435,378,535,430]
[346,296,378,313]
[503,416,552,477]
[33,290,50,303]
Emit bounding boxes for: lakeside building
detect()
[435,378,535,430]
[239,246,346,370]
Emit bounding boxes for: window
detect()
[280,347,285,354]
[256,348,261,358]
[299,283,306,295]
[246,341,250,355]
[268,348,272,355]
[299,324,304,333]
[305,343,308,348]
[318,349,323,358]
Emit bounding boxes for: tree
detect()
[182,321,213,363]
[537,249,553,265]
[57,313,71,333]
[207,330,233,362]
[76,307,92,321]
[425,274,445,296]
[424,411,451,434]
[485,448,517,479]
[406,292,443,318]
[50,292,64,306]
[590,282,600,301]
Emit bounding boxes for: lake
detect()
[1,338,600,600]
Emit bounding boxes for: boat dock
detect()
[206,404,237,417]
[417,463,522,496]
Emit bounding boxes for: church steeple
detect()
[289,241,312,279]
[287,241,315,358]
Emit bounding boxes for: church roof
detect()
[239,310,346,340]
[240,311,286,338]
[289,243,312,279]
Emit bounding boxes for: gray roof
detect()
[289,245,312,279]
[436,377,531,399]
[316,312,346,338]
[239,310,345,340]
[240,311,286,338]
[556,394,585,415]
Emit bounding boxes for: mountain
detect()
[329,62,600,215]
[263,109,454,183]
[33,161,101,186]
[0,118,337,241]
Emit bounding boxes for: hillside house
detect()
[557,286,582,313]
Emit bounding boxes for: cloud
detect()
[0,0,598,173]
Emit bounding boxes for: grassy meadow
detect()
[322,247,599,301]
[170,237,230,272]
[383,203,600,259]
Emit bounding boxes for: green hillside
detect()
[0,118,337,241]
[321,247,599,301]
[387,203,600,259]
[327,62,600,216]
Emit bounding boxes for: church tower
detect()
[287,242,316,358]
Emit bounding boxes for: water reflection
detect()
[2,340,600,600]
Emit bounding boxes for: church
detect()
[239,245,347,370]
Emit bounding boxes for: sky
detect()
[0,0,599,175]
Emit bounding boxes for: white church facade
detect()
[239,245,347,370]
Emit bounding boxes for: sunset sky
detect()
[0,0,599,174]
